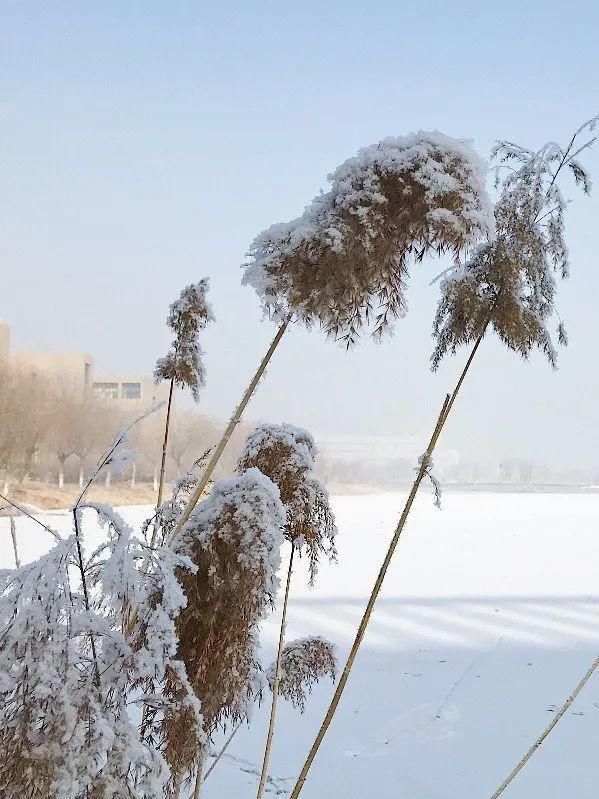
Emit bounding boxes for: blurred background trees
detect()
[0,362,247,494]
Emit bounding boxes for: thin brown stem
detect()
[287,395,449,799]
[125,378,176,634]
[256,545,295,799]
[489,655,599,799]
[148,376,175,551]
[440,317,489,427]
[9,516,20,568]
[193,750,205,799]
[72,507,101,689]
[167,318,290,551]
[203,720,243,781]
[288,320,490,799]
[0,493,61,542]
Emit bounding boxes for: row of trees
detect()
[0,364,244,492]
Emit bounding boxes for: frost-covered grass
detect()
[2,491,598,798]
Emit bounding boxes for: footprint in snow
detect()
[343,702,460,759]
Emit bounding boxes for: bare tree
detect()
[167,410,220,482]
[70,398,112,488]
[47,394,80,488]
[0,366,53,489]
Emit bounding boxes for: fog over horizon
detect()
[2,2,598,473]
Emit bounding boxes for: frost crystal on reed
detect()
[154,279,214,401]
[243,131,494,345]
[417,454,442,509]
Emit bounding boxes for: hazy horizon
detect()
[2,1,598,471]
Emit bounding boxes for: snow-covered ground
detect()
[2,491,598,798]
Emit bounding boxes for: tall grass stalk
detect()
[489,655,599,798]
[192,751,205,799]
[255,545,295,799]
[9,516,20,568]
[288,320,490,799]
[73,489,103,688]
[148,376,175,551]
[202,721,243,782]
[0,494,61,542]
[153,279,214,551]
[166,318,290,550]
[235,423,336,797]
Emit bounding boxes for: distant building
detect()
[11,351,94,395]
[91,373,170,408]
[2,321,169,407]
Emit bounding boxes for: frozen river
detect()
[2,491,598,798]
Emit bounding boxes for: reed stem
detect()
[148,376,175,551]
[167,318,289,551]
[288,320,490,798]
[489,655,599,799]
[192,750,205,799]
[9,516,20,568]
[203,721,243,782]
[256,545,295,799]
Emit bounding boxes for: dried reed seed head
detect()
[172,468,285,739]
[243,131,494,346]
[0,725,61,799]
[154,279,215,401]
[432,240,559,368]
[237,423,337,580]
[267,636,337,713]
[237,423,317,505]
[432,122,596,368]
[130,567,204,791]
[154,668,205,789]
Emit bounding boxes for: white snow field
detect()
[2,491,598,798]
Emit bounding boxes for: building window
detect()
[121,382,141,399]
[92,382,119,400]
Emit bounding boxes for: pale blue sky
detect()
[1,1,598,470]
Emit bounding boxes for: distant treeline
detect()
[0,363,247,491]
[2,363,596,494]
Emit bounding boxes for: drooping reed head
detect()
[237,423,337,580]
[243,132,494,345]
[432,118,597,368]
[155,279,215,400]
[266,636,337,713]
[171,468,285,747]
